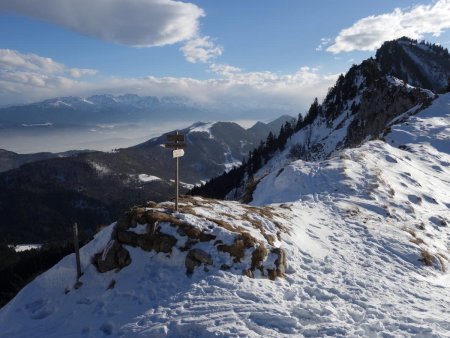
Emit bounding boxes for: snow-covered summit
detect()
[187,121,217,138]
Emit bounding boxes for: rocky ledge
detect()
[92,196,288,280]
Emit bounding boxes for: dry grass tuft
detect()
[436,254,447,272]
[410,237,425,245]
[420,249,434,266]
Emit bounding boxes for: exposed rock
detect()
[93,240,131,273]
[243,269,254,278]
[251,245,268,270]
[185,249,213,274]
[116,227,177,253]
[151,233,178,253]
[95,199,288,280]
[115,212,133,231]
[273,248,287,277]
[116,230,139,246]
[217,232,258,262]
[132,207,147,225]
[177,224,216,242]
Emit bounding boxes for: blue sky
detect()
[1,0,450,113]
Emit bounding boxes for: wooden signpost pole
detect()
[165,131,186,212]
[73,222,81,280]
[175,131,179,211]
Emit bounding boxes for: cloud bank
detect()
[0,49,97,102]
[328,0,450,53]
[181,36,223,63]
[0,0,204,47]
[0,50,337,115]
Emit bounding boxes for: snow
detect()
[180,181,194,190]
[138,174,161,183]
[386,75,416,90]
[1,94,449,337]
[188,122,216,139]
[223,144,241,172]
[89,161,111,175]
[50,100,73,108]
[169,180,194,190]
[8,244,42,252]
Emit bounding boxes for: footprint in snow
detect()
[24,299,55,319]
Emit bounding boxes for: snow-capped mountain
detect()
[0,92,448,338]
[0,94,203,126]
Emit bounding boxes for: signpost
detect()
[73,222,82,288]
[172,149,185,158]
[165,131,186,211]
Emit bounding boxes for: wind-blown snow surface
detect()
[1,96,449,337]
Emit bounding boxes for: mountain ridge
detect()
[191,37,447,200]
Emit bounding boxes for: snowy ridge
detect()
[137,174,162,183]
[1,95,449,337]
[187,121,216,139]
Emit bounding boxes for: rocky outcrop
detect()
[185,249,213,274]
[344,77,432,148]
[93,240,131,273]
[93,197,288,279]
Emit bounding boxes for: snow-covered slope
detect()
[1,94,449,337]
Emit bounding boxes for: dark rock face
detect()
[114,208,178,254]
[376,37,450,91]
[93,240,131,273]
[344,78,432,148]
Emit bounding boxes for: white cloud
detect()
[0,49,64,74]
[181,36,223,63]
[0,50,337,116]
[209,63,242,76]
[316,38,331,51]
[328,0,450,53]
[68,68,98,78]
[0,49,97,103]
[0,49,97,79]
[0,0,204,47]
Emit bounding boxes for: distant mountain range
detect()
[0,93,295,129]
[0,115,294,243]
[0,94,204,126]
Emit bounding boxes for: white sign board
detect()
[173,148,185,158]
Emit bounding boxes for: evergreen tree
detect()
[265,132,277,154]
[303,97,320,126]
[295,114,304,131]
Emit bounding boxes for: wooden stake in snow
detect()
[73,223,82,281]
[165,131,186,211]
